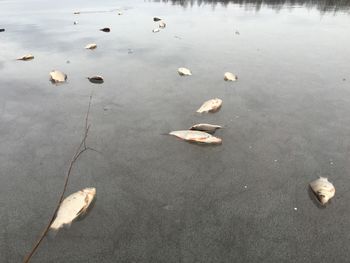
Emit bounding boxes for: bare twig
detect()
[23,95,94,263]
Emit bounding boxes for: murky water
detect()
[1,0,350,262]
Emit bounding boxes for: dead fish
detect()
[17,54,34,61]
[190,123,222,133]
[153,17,162,22]
[224,72,238,81]
[169,130,222,144]
[88,75,104,84]
[152,28,160,33]
[85,43,97,49]
[196,98,222,113]
[159,21,166,28]
[309,177,335,205]
[100,27,110,32]
[50,188,96,231]
[50,70,67,83]
[0,29,5,32]
[178,67,192,76]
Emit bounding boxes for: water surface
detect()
[1,0,350,262]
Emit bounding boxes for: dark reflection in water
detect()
[153,0,350,12]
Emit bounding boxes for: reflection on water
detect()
[154,0,350,12]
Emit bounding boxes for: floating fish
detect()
[100,27,110,32]
[152,28,160,33]
[17,54,34,61]
[190,123,222,133]
[50,70,67,83]
[85,43,97,49]
[153,17,162,22]
[50,188,96,231]
[224,72,238,81]
[178,67,192,76]
[169,130,222,144]
[88,75,104,84]
[159,21,166,28]
[196,98,222,113]
[309,177,335,205]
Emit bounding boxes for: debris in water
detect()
[128,49,133,54]
[169,130,222,144]
[224,72,238,81]
[50,70,67,83]
[178,67,192,76]
[196,98,222,113]
[235,31,240,35]
[152,28,160,33]
[17,54,34,61]
[73,21,78,25]
[118,11,123,15]
[153,17,162,22]
[309,177,335,205]
[0,29,5,32]
[100,27,110,32]
[159,21,166,28]
[85,43,97,49]
[294,207,298,211]
[50,188,96,231]
[74,11,80,14]
[88,75,104,84]
[190,123,222,133]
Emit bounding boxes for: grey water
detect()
[1,0,350,262]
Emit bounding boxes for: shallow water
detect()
[1,0,350,262]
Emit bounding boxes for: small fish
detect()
[100,27,110,32]
[50,188,96,231]
[159,21,166,28]
[190,123,222,133]
[85,43,97,49]
[224,72,238,81]
[153,17,162,22]
[196,98,222,113]
[88,75,104,84]
[50,70,67,83]
[152,28,160,33]
[17,54,34,61]
[309,177,335,205]
[169,130,222,144]
[178,67,192,76]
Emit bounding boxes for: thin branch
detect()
[23,95,93,263]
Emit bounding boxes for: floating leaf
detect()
[50,70,67,83]
[50,188,96,231]
[17,54,34,61]
[309,177,335,205]
[100,27,110,32]
[88,75,104,84]
[190,123,222,133]
[224,72,238,81]
[153,17,162,22]
[196,98,222,113]
[152,28,160,33]
[159,21,166,28]
[169,130,222,144]
[85,43,97,49]
[178,67,192,76]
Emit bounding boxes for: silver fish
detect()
[50,187,96,231]
[189,123,222,133]
[309,177,335,205]
[169,130,222,144]
[196,98,222,113]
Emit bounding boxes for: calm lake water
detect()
[1,0,350,262]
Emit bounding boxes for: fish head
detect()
[83,187,96,200]
[317,191,330,205]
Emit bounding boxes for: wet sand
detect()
[1,0,350,262]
